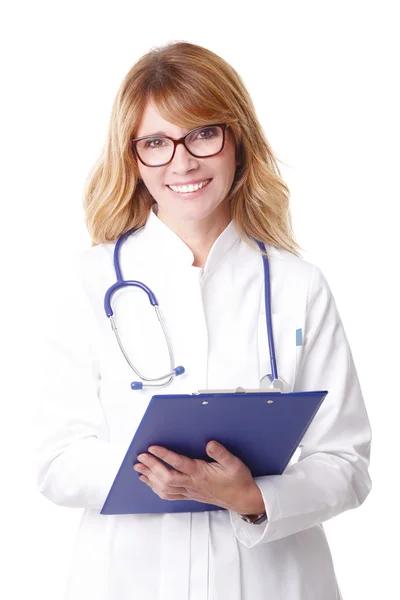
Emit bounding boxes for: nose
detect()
[170,142,199,173]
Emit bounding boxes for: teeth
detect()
[169,179,210,193]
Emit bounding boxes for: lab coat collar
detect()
[142,206,240,275]
[144,208,195,267]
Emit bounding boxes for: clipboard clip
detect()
[195,385,282,395]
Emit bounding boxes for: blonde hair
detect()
[84,41,302,256]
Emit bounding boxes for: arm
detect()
[230,265,372,546]
[32,257,126,510]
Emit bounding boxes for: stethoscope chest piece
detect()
[260,374,287,392]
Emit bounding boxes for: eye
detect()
[196,127,216,139]
[144,138,167,149]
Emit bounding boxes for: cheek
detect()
[220,142,238,177]
[137,163,146,180]
[219,158,237,187]
[140,172,164,192]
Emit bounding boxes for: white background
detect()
[1,1,399,598]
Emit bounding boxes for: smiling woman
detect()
[83,41,299,257]
[34,40,371,600]
[130,102,239,240]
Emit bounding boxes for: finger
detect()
[137,453,190,488]
[206,441,242,472]
[133,463,151,475]
[147,447,198,477]
[139,474,218,506]
[139,475,190,500]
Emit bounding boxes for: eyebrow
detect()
[146,131,169,137]
[138,128,193,139]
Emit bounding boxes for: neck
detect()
[156,204,231,269]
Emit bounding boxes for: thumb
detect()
[206,441,239,470]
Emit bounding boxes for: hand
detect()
[133,441,265,514]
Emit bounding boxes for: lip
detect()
[166,178,212,187]
[166,178,212,197]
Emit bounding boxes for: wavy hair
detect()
[83,41,302,256]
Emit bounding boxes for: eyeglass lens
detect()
[135,126,224,166]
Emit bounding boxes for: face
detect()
[134,101,240,226]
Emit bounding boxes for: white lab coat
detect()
[34,208,372,600]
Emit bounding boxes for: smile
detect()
[167,179,212,194]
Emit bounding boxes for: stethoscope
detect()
[104,228,284,391]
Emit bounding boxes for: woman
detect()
[34,41,372,599]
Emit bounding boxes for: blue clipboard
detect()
[101,389,328,515]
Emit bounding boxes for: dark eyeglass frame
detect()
[130,123,229,167]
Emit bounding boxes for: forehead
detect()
[136,101,190,138]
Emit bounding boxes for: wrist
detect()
[238,511,268,524]
[236,481,265,516]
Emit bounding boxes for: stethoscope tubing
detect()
[254,239,279,383]
[104,228,281,390]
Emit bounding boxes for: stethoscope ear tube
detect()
[106,283,184,389]
[130,365,185,391]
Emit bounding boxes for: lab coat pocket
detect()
[257,312,300,393]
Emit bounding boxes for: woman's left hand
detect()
[133,441,264,514]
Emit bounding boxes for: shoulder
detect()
[267,244,315,279]
[71,241,115,278]
[264,244,332,314]
[71,226,148,281]
[46,242,118,325]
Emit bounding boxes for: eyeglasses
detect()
[130,123,229,167]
